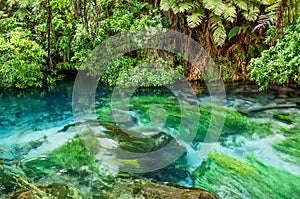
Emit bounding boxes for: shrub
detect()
[0,30,47,88]
[248,18,300,90]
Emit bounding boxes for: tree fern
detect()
[222,3,236,23]
[211,17,227,46]
[234,0,248,11]
[187,8,205,28]
[160,0,175,11]
[243,6,260,21]
[177,1,195,13]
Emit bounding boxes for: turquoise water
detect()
[1,79,300,198]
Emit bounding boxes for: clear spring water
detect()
[1,79,300,197]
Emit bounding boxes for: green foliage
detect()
[211,18,226,46]
[193,153,300,198]
[0,0,164,88]
[160,0,275,46]
[228,26,241,41]
[187,9,205,28]
[72,0,162,70]
[248,18,300,90]
[0,30,47,88]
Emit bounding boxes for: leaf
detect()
[228,26,241,40]
[177,1,195,13]
[212,22,227,46]
[243,6,260,21]
[160,0,174,11]
[254,15,275,31]
[187,9,205,28]
[235,0,248,11]
[223,4,237,22]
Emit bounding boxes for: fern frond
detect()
[160,0,175,11]
[243,6,260,21]
[211,19,227,46]
[203,0,236,22]
[187,9,205,28]
[202,0,223,15]
[223,4,237,22]
[234,0,248,11]
[177,1,195,13]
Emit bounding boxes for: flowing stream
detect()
[1,79,300,198]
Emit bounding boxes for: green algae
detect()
[273,133,300,161]
[23,136,115,198]
[96,95,270,144]
[24,136,99,178]
[207,153,255,176]
[114,159,140,169]
[193,153,300,199]
[273,114,300,163]
[273,113,295,124]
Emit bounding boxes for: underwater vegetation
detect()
[1,134,217,199]
[0,147,82,198]
[272,113,300,163]
[23,135,114,198]
[96,95,271,143]
[193,152,300,199]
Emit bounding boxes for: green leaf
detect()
[187,9,205,28]
[228,26,241,40]
[235,0,248,11]
[177,1,195,13]
[212,22,227,46]
[160,0,174,11]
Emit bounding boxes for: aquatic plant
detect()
[273,113,300,163]
[96,95,270,143]
[0,147,75,198]
[24,135,100,178]
[193,152,300,198]
[23,135,117,198]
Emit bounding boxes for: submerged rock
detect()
[0,173,21,196]
[109,178,217,199]
[101,123,173,153]
[5,183,80,199]
[0,172,80,199]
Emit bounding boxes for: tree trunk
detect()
[47,0,53,71]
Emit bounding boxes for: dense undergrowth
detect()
[0,0,299,89]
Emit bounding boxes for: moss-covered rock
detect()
[193,153,300,198]
[108,178,217,199]
[101,123,173,153]
[6,183,81,199]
